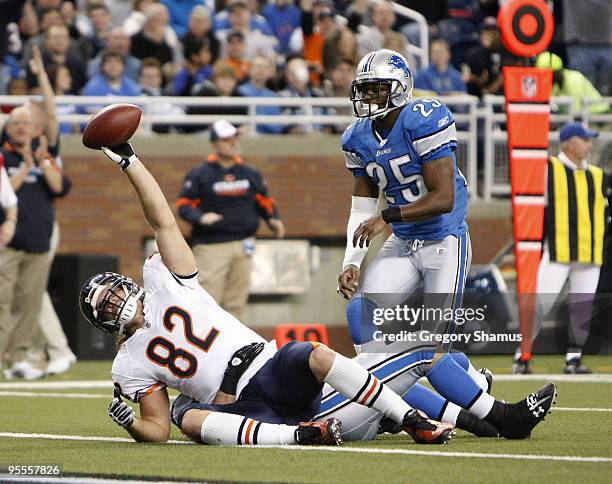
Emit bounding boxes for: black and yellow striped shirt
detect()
[544,155,607,265]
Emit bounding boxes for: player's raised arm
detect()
[101,144,197,277]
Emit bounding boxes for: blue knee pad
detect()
[346,296,378,345]
[403,384,446,421]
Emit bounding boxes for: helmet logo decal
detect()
[387,54,411,78]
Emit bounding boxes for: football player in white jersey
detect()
[81,141,555,446]
[80,141,457,446]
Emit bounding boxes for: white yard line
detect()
[0,381,112,390]
[1,373,611,391]
[0,432,610,463]
[0,391,179,400]
[3,392,612,413]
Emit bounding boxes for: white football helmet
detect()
[79,272,144,335]
[350,49,414,119]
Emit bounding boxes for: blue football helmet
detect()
[350,49,414,119]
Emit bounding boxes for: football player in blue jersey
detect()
[336,49,556,439]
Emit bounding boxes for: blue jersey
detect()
[341,99,468,240]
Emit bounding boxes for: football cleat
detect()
[296,418,343,446]
[402,410,455,444]
[564,358,591,374]
[496,382,557,440]
[377,416,403,435]
[456,410,499,438]
[479,367,493,393]
[512,359,532,375]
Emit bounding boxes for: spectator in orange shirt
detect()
[301,0,337,86]
[222,31,250,83]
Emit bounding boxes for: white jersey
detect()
[112,253,276,403]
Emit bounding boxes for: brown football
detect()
[82,103,142,150]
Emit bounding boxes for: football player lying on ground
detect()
[80,143,555,445]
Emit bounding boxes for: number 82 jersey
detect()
[342,99,468,240]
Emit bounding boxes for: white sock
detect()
[201,412,297,445]
[324,353,412,423]
[467,364,489,392]
[467,391,495,420]
[440,401,461,426]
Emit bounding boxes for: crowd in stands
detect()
[0,0,609,134]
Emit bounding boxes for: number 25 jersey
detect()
[111,253,272,403]
[341,99,468,240]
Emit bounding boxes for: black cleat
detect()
[456,410,499,437]
[496,382,557,440]
[479,368,493,393]
[377,416,403,435]
[564,358,592,374]
[296,418,343,445]
[402,410,455,444]
[512,360,532,375]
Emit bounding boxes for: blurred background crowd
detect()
[1,0,609,135]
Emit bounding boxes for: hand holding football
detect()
[82,104,142,150]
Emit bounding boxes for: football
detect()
[82,103,142,150]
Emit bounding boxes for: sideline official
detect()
[514,122,608,374]
[177,120,284,321]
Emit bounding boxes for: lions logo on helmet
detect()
[387,54,411,79]
[350,49,414,119]
[79,272,144,335]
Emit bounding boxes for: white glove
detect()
[101,143,138,171]
[108,396,135,428]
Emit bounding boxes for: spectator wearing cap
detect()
[176,120,284,320]
[181,5,221,64]
[301,0,338,86]
[513,122,609,375]
[221,31,250,82]
[237,55,284,134]
[535,52,609,115]
[216,1,278,61]
[173,36,213,95]
[262,0,302,55]
[460,16,505,97]
[415,38,466,95]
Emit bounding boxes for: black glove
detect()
[101,143,138,171]
[108,386,135,428]
[220,342,265,395]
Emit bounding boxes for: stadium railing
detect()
[481,95,612,201]
[0,93,480,197]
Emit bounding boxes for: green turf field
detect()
[1,355,611,483]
